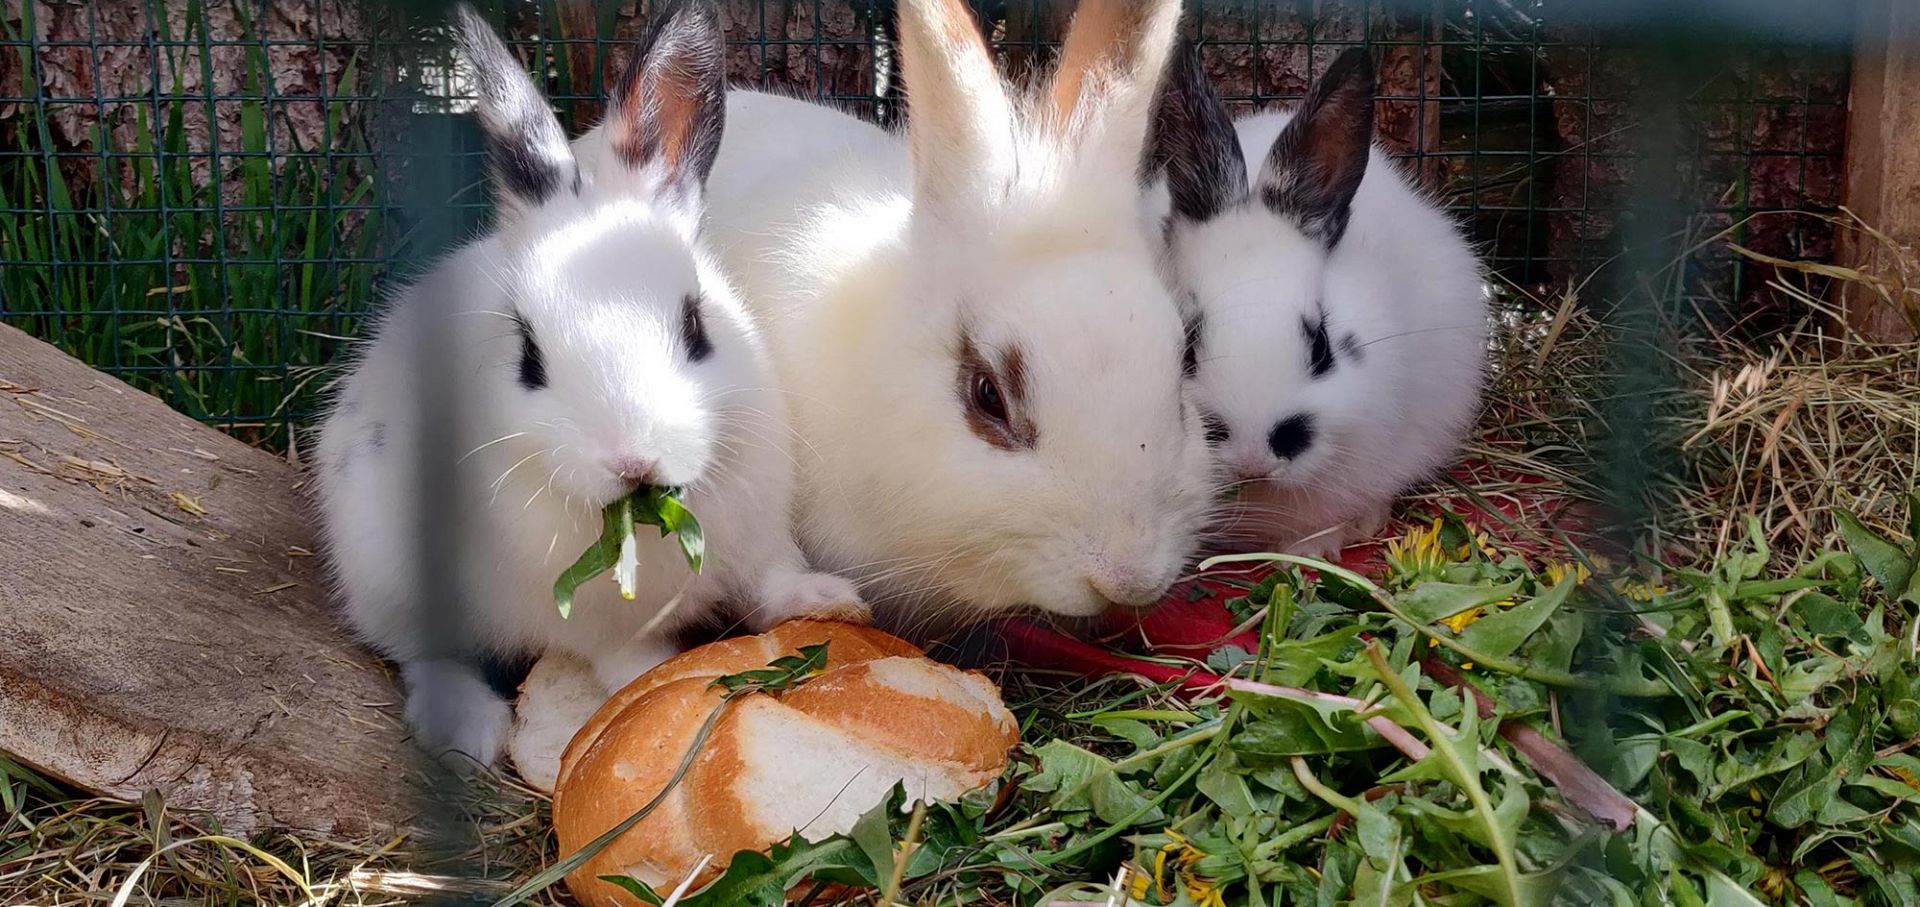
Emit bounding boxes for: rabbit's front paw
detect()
[752,571,870,630]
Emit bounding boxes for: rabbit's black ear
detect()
[451,3,577,214]
[1256,47,1375,247]
[1146,40,1247,222]
[604,0,727,199]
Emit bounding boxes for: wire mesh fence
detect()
[0,0,1850,448]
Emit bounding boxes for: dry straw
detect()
[1474,211,1920,566]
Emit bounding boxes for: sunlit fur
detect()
[1147,112,1490,558]
[576,1,1213,637]
[313,5,858,764]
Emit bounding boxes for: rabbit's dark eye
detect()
[972,373,1006,422]
[1303,310,1334,378]
[1202,412,1230,446]
[1182,311,1203,378]
[514,314,546,390]
[680,293,713,362]
[957,335,1035,451]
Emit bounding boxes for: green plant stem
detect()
[1089,709,1200,724]
[985,821,1068,843]
[1287,758,1366,816]
[1366,643,1524,907]
[1113,720,1224,772]
[1251,812,1340,859]
[1703,588,1738,648]
[882,799,926,904]
[1225,678,1431,762]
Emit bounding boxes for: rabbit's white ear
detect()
[602,0,727,208]
[898,0,1015,217]
[1045,0,1183,180]
[451,3,577,218]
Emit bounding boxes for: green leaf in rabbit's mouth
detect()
[552,486,705,618]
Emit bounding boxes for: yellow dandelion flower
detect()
[1127,829,1225,907]
[1386,519,1450,580]
[1127,864,1154,901]
[1614,577,1667,602]
[1439,606,1485,634]
[1758,866,1791,900]
[1542,560,1592,588]
[1451,525,1500,560]
[1184,875,1227,907]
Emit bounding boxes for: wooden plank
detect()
[1838,0,1920,341]
[0,323,424,840]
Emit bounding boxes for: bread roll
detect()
[507,653,605,794]
[551,622,1018,907]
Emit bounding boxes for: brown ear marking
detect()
[898,0,1014,208]
[928,0,993,54]
[956,335,1038,451]
[900,0,997,77]
[1259,46,1376,247]
[608,0,725,189]
[1049,0,1174,124]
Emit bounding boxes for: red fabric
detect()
[993,460,1589,690]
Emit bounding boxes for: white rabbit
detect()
[313,0,861,764]
[578,0,1215,637]
[1144,45,1490,558]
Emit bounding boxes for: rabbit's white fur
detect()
[1145,48,1489,558]
[314,2,859,764]
[577,0,1214,634]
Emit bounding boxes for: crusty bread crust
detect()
[551,621,1017,907]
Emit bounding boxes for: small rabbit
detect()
[574,0,1215,637]
[313,0,861,764]
[1145,45,1490,558]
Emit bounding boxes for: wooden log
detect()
[1837,0,1920,341]
[0,323,424,840]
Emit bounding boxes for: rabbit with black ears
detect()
[1145,45,1490,558]
[580,0,1218,636]
[313,0,862,764]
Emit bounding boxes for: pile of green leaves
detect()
[552,487,703,616]
[543,494,1920,906]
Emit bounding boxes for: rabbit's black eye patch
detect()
[1340,332,1363,362]
[681,293,713,362]
[1303,310,1334,378]
[514,313,546,390]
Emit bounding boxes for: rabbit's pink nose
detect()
[611,454,659,486]
[1227,454,1273,482]
[1088,567,1167,609]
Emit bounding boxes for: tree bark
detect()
[1836,0,1920,340]
[0,323,424,840]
